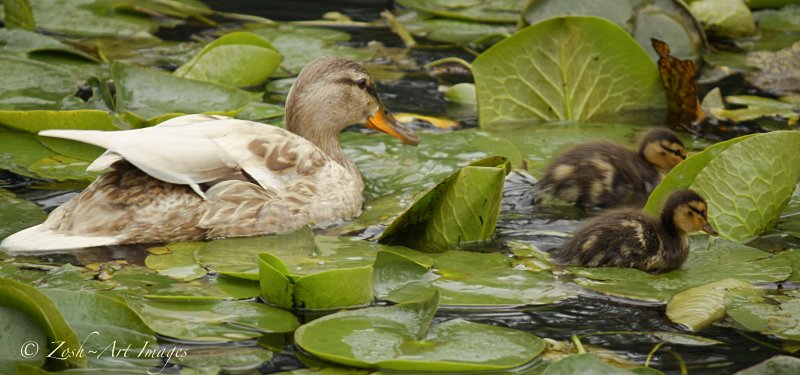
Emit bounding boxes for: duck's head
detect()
[284,56,419,146]
[661,189,717,236]
[639,128,686,172]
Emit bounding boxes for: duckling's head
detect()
[639,128,686,172]
[661,189,718,236]
[285,56,419,146]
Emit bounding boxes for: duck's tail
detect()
[0,224,119,252]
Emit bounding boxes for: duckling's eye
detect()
[357,78,367,89]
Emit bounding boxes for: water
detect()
[2,1,795,374]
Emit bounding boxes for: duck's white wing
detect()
[38,115,331,198]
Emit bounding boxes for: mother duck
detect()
[2,56,419,252]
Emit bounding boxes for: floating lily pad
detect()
[395,11,513,45]
[572,238,791,303]
[248,25,373,77]
[0,29,96,61]
[0,189,46,242]
[0,126,98,181]
[295,290,546,371]
[688,0,756,38]
[112,62,251,121]
[0,54,76,110]
[396,0,522,24]
[735,355,800,375]
[542,353,663,374]
[712,95,799,124]
[9,0,156,38]
[144,242,207,281]
[745,41,800,96]
[174,346,274,374]
[0,278,83,369]
[41,289,159,368]
[124,296,299,342]
[174,31,282,87]
[379,156,509,251]
[372,249,434,300]
[0,307,47,373]
[3,0,35,30]
[666,278,750,332]
[725,288,800,341]
[473,16,665,127]
[236,101,284,121]
[520,0,705,63]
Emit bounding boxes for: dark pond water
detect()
[2,1,795,374]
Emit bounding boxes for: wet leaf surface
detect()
[666,278,750,332]
[745,42,800,96]
[725,288,800,341]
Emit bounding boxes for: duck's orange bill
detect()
[703,223,718,236]
[366,106,420,145]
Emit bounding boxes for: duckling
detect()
[533,128,686,210]
[553,189,717,274]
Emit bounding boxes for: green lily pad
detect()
[396,0,522,24]
[174,31,282,87]
[777,249,800,283]
[195,227,317,275]
[756,5,800,32]
[709,95,800,124]
[473,16,665,127]
[666,278,750,332]
[689,0,756,38]
[521,0,705,63]
[572,237,791,303]
[112,62,251,121]
[0,54,76,110]
[643,134,754,215]
[41,289,159,368]
[396,11,513,45]
[144,242,207,281]
[10,0,156,38]
[124,296,299,342]
[236,101,285,121]
[372,249,434,300]
[0,126,99,181]
[378,156,509,252]
[0,189,46,242]
[691,131,800,242]
[0,307,47,373]
[542,353,663,374]
[295,290,546,371]
[445,83,477,106]
[174,346,273,374]
[3,0,35,30]
[735,355,800,375]
[0,29,96,61]
[725,288,800,341]
[258,252,374,310]
[0,278,83,369]
[248,25,373,77]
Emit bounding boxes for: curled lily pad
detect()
[521,0,705,63]
[396,0,522,24]
[124,296,300,342]
[378,156,510,252]
[174,31,282,87]
[571,237,791,303]
[666,278,750,332]
[0,278,83,369]
[725,288,800,341]
[473,16,665,126]
[295,290,546,371]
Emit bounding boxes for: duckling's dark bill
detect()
[703,223,719,236]
[367,106,420,145]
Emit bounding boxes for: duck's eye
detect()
[357,78,367,89]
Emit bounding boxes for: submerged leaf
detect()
[474,16,665,126]
[378,156,509,252]
[295,290,546,371]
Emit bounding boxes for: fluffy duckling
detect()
[533,128,686,210]
[553,189,717,274]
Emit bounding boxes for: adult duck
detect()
[1,56,419,252]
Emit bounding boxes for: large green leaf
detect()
[724,288,800,342]
[520,0,705,63]
[0,189,46,242]
[473,16,665,127]
[295,290,546,371]
[112,62,250,121]
[174,31,282,87]
[41,289,159,368]
[0,54,76,110]
[691,131,800,242]
[378,156,509,252]
[644,134,754,215]
[248,25,373,77]
[396,0,522,24]
[666,278,750,332]
[0,307,47,374]
[572,238,791,303]
[124,296,299,342]
[0,278,83,369]
[3,0,35,31]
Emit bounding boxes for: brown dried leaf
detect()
[652,38,705,130]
